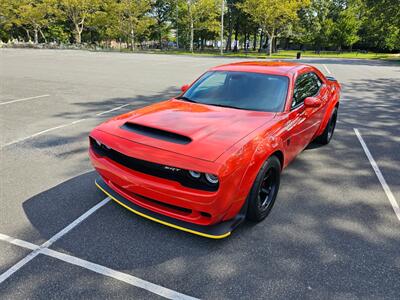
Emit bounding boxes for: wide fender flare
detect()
[234,135,285,203]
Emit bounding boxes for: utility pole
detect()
[176,1,179,49]
[220,0,224,55]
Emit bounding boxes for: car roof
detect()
[209,61,309,76]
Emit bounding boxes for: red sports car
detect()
[90,62,340,239]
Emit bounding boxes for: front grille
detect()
[90,137,218,191]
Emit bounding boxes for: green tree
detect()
[117,0,153,50]
[152,0,174,49]
[238,0,310,56]
[330,1,362,51]
[16,0,57,43]
[0,0,18,41]
[87,0,120,44]
[296,0,333,50]
[361,0,400,51]
[186,0,220,52]
[89,0,153,49]
[58,0,100,44]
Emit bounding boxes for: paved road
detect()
[0,49,399,299]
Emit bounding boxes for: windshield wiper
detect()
[176,96,198,103]
[207,103,242,110]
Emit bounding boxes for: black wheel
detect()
[315,107,338,145]
[246,156,281,222]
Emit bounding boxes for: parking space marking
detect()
[323,64,332,74]
[354,128,400,222]
[0,235,198,300]
[0,249,41,284]
[1,102,134,148]
[41,197,111,248]
[96,103,131,116]
[0,94,50,106]
[41,248,198,300]
[0,233,39,251]
[1,118,87,147]
[0,197,110,284]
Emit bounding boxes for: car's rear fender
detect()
[315,84,340,137]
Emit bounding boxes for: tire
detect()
[246,155,281,222]
[315,107,338,145]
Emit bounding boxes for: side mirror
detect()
[304,97,322,108]
[180,84,190,93]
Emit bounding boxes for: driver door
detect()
[283,72,325,163]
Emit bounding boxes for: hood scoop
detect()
[121,122,192,145]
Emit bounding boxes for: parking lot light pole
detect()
[176,1,179,49]
[220,0,224,55]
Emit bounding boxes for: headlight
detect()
[95,139,102,147]
[205,173,219,184]
[188,170,201,178]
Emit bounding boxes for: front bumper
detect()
[96,177,245,239]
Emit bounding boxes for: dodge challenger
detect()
[89,61,340,239]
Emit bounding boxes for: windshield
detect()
[178,71,289,112]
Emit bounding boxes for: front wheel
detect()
[315,107,338,145]
[246,156,281,222]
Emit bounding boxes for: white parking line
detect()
[41,197,111,248]
[0,197,110,284]
[354,128,400,222]
[96,103,131,116]
[0,94,50,106]
[41,248,198,300]
[0,233,198,299]
[0,250,42,283]
[323,64,332,74]
[0,233,39,251]
[2,118,87,147]
[1,103,133,148]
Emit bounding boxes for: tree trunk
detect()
[233,19,239,52]
[39,28,47,43]
[34,28,38,44]
[24,28,31,42]
[74,23,82,44]
[190,18,194,52]
[130,29,135,51]
[159,21,163,49]
[266,33,273,56]
[200,35,204,50]
[253,29,257,51]
[258,30,263,52]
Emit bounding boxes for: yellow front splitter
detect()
[95,177,245,239]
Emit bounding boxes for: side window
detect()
[292,72,322,108]
[309,73,322,94]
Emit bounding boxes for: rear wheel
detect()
[246,156,281,222]
[316,107,338,145]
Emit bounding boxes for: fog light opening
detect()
[200,212,212,218]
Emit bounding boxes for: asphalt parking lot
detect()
[0,49,399,299]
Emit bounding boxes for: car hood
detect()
[96,99,276,162]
